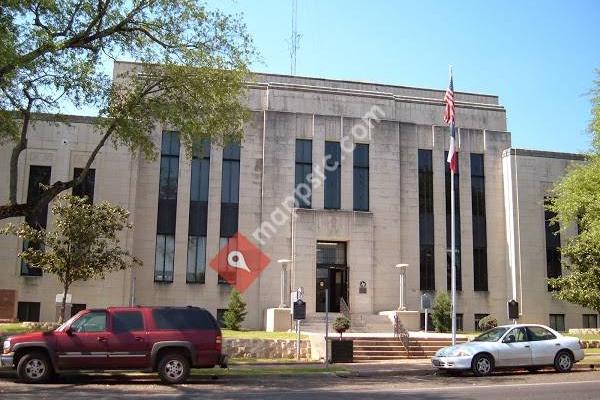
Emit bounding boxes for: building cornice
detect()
[503,148,586,161]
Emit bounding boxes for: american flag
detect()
[444,74,458,173]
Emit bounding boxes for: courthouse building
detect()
[0,61,593,331]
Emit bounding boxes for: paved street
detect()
[1,369,599,399]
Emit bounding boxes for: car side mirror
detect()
[504,335,515,343]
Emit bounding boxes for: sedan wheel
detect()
[472,354,494,377]
[554,351,573,373]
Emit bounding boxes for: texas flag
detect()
[444,74,458,173]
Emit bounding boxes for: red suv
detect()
[1,306,227,384]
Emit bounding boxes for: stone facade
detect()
[0,62,594,332]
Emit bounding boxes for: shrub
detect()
[223,290,248,331]
[478,315,498,331]
[333,316,351,339]
[431,292,452,333]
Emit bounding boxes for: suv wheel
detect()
[17,352,52,383]
[158,352,190,384]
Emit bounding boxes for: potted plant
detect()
[329,316,353,363]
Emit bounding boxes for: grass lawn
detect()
[0,323,34,335]
[222,329,308,340]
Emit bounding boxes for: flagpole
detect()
[449,66,457,346]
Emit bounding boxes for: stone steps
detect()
[350,337,468,361]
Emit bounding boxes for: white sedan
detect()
[431,324,585,376]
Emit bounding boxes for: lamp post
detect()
[394,263,409,311]
[277,259,291,308]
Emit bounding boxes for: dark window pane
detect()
[73,168,95,203]
[157,199,177,234]
[17,302,40,322]
[221,160,240,204]
[220,203,239,238]
[152,308,217,330]
[154,234,175,282]
[418,150,435,290]
[353,144,369,211]
[324,141,341,209]
[549,314,565,332]
[545,199,561,290]
[112,311,144,333]
[26,166,51,229]
[71,303,86,317]
[223,143,241,160]
[161,131,180,156]
[187,235,206,283]
[471,154,487,291]
[295,139,312,208]
[583,314,598,329]
[316,242,346,265]
[188,201,208,236]
[445,151,461,291]
[190,158,210,202]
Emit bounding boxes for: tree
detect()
[1,195,141,322]
[431,292,451,333]
[0,1,255,221]
[547,70,600,314]
[223,290,247,331]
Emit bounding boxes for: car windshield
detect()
[473,327,510,342]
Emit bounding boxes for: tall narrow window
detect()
[219,143,240,284]
[418,150,435,291]
[21,165,51,276]
[187,140,210,284]
[353,144,369,211]
[445,151,462,291]
[545,198,561,290]
[155,131,180,283]
[73,168,95,203]
[324,141,341,209]
[295,139,312,208]
[471,154,488,291]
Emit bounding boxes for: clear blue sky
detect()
[216,0,600,153]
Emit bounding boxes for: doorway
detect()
[315,242,348,313]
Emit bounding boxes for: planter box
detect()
[328,339,353,363]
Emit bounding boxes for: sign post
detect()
[292,287,306,360]
[421,293,432,333]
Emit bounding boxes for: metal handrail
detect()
[394,314,411,357]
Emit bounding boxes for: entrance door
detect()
[316,242,348,313]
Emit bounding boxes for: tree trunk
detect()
[59,283,70,324]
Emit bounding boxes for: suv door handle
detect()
[97,336,107,342]
[524,345,530,348]
[135,336,144,341]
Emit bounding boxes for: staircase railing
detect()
[393,314,411,357]
[340,297,351,321]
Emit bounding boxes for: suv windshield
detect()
[473,327,510,342]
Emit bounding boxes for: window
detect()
[21,166,51,276]
[583,314,598,329]
[155,132,180,283]
[70,303,86,317]
[545,199,561,290]
[474,313,489,331]
[506,327,528,342]
[324,141,341,209]
[316,242,346,265]
[219,144,241,284]
[456,313,464,332]
[72,168,95,203]
[152,308,217,330]
[445,151,461,291]
[353,144,369,211]
[418,150,435,291]
[527,326,557,341]
[71,311,107,333]
[295,139,312,208]
[218,237,237,284]
[188,139,210,284]
[549,314,566,332]
[17,302,40,322]
[471,154,488,291]
[112,311,144,333]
